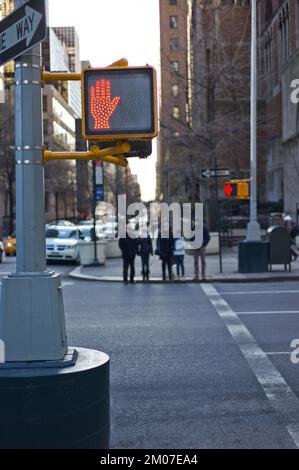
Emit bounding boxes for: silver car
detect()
[45,226,83,262]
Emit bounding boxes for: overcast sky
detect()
[49,0,160,201]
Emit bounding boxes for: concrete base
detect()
[0,272,67,361]
[0,348,110,449]
[238,240,269,273]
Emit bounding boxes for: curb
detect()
[69,266,299,284]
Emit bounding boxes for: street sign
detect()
[0,0,47,66]
[82,66,158,141]
[95,185,104,202]
[201,168,230,179]
[95,161,103,185]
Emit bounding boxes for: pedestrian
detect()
[156,225,174,281]
[173,234,185,281]
[119,226,138,284]
[191,219,210,281]
[138,227,153,281]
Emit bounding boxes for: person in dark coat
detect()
[156,226,175,281]
[138,231,153,281]
[189,219,210,281]
[119,230,138,284]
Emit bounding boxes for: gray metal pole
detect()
[0,0,67,362]
[247,0,261,241]
[15,43,46,273]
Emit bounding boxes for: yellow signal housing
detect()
[224,179,250,200]
[237,181,250,199]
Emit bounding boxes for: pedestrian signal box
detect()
[224,180,250,200]
[82,66,158,141]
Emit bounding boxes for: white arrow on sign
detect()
[0,6,43,54]
[201,168,230,178]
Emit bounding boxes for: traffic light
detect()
[82,66,158,141]
[224,180,250,199]
[224,182,237,198]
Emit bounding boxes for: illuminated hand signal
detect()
[90,80,121,129]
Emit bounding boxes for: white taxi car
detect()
[46,226,83,262]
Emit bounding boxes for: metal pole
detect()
[92,159,98,264]
[214,158,223,273]
[15,44,46,273]
[0,0,67,361]
[247,0,261,241]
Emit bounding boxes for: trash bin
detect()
[267,226,291,271]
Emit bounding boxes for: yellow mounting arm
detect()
[42,58,129,83]
[43,142,130,167]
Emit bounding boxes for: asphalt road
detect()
[1,257,299,448]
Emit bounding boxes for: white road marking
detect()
[201,283,299,449]
[236,311,299,315]
[220,290,299,296]
[266,352,291,356]
[61,281,74,287]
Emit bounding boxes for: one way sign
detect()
[201,168,231,179]
[0,0,47,66]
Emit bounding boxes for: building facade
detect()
[158,0,252,220]
[53,27,82,118]
[257,0,299,218]
[157,0,191,203]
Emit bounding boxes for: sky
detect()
[49,0,160,201]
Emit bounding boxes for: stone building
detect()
[158,0,252,227]
[157,0,191,203]
[257,0,299,219]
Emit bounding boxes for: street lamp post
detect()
[238,0,268,273]
[246,0,261,241]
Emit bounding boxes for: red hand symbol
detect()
[90,80,121,129]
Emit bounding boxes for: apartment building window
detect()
[264,29,273,95]
[170,16,178,29]
[279,4,290,67]
[169,0,177,5]
[170,38,179,51]
[170,61,179,73]
[172,107,180,119]
[172,84,179,97]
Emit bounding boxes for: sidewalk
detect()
[70,247,299,283]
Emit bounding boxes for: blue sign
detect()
[95,185,104,202]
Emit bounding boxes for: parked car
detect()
[48,220,75,227]
[0,241,4,263]
[3,236,16,256]
[45,226,83,262]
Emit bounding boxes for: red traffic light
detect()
[224,182,237,197]
[225,183,233,197]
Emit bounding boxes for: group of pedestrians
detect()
[119,221,210,284]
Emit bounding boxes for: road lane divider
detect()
[201,283,299,449]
